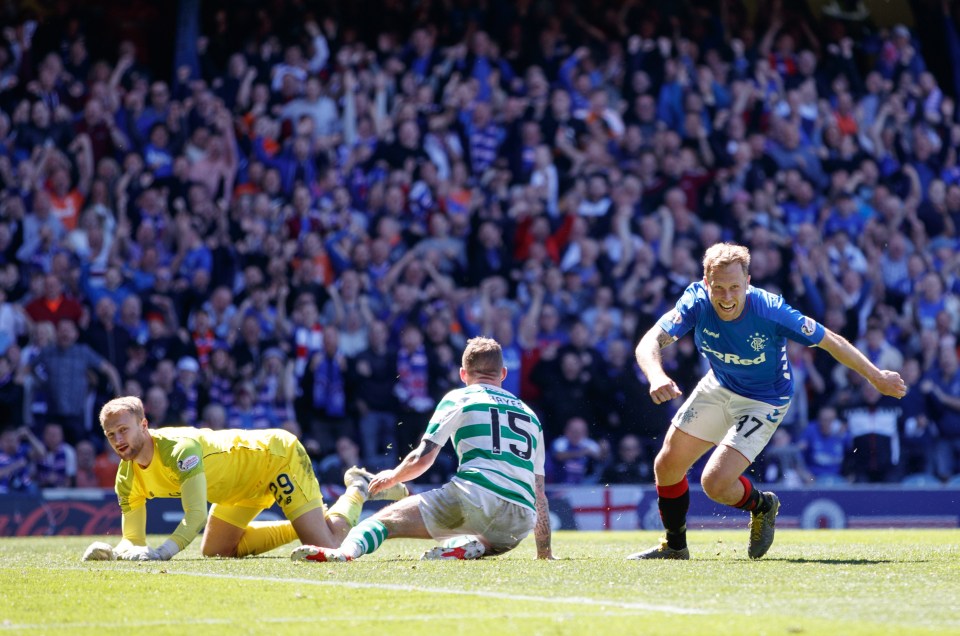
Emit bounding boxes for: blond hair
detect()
[702,243,751,282]
[99,395,145,428]
[462,336,504,377]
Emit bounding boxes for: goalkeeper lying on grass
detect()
[82,396,405,562]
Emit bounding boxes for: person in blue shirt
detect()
[798,406,850,480]
[628,243,906,561]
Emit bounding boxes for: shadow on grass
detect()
[772,557,900,564]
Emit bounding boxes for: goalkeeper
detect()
[82,396,405,562]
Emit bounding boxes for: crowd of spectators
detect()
[2,0,960,493]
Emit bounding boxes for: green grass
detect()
[1,530,958,635]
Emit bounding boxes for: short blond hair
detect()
[703,243,751,282]
[99,396,145,428]
[462,336,503,377]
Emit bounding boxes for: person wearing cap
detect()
[82,395,409,562]
[227,380,278,430]
[878,23,926,80]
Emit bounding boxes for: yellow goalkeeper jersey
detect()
[115,427,319,550]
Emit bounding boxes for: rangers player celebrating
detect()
[628,243,905,560]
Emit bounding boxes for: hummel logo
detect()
[766,409,782,423]
[702,328,720,338]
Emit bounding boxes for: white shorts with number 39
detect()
[671,370,790,462]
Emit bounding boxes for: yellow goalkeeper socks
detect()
[326,486,366,528]
[235,521,300,557]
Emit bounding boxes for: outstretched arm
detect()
[369,439,441,495]
[161,473,209,557]
[816,329,906,398]
[533,474,554,560]
[93,474,207,561]
[83,502,148,561]
[635,325,683,404]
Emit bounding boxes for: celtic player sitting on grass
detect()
[292,336,554,562]
[82,395,406,562]
[628,243,906,561]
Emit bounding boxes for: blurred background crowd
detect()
[1,0,960,494]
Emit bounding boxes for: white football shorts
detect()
[418,478,536,554]
[671,370,790,462]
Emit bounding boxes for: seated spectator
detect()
[532,349,602,439]
[31,319,122,443]
[898,358,936,477]
[759,429,813,486]
[599,434,651,484]
[855,318,904,372]
[24,274,83,326]
[169,356,207,424]
[844,383,901,483]
[798,406,851,481]
[317,435,361,484]
[392,324,434,453]
[0,287,29,356]
[200,403,228,430]
[0,355,25,428]
[0,426,38,493]
[226,381,278,430]
[549,417,605,484]
[73,440,100,488]
[254,348,296,425]
[922,344,960,480]
[34,422,77,488]
[144,384,177,426]
[302,325,352,449]
[348,320,399,470]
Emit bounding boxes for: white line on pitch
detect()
[49,566,708,616]
[177,570,709,615]
[0,613,646,631]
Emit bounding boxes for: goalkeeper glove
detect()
[116,544,158,561]
[116,540,180,561]
[82,541,117,561]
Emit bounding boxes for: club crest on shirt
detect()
[749,332,768,352]
[177,455,200,472]
[801,316,816,336]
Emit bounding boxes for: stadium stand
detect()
[1,0,959,491]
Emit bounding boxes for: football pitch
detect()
[1,530,958,635]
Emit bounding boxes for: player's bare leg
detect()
[201,505,301,557]
[702,444,779,559]
[201,515,249,557]
[292,465,415,562]
[655,426,715,484]
[369,495,434,538]
[700,445,751,504]
[293,496,434,562]
[628,427,713,560]
[292,506,346,547]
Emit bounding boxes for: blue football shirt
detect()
[657,282,826,406]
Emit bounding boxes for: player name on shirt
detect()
[424,384,545,510]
